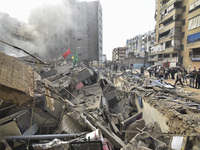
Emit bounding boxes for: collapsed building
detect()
[0,51,200,150]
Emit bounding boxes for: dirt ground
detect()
[144,71,200,94]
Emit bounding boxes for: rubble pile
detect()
[0,52,200,150]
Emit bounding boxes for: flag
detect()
[73,51,78,66]
[62,48,71,59]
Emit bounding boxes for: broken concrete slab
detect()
[56,113,88,134]
[121,112,143,131]
[40,68,58,78]
[72,68,94,83]
[84,113,125,148]
[124,119,145,144]
[0,52,34,105]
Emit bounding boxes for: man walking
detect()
[174,71,183,87]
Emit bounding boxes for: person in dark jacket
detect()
[182,69,188,83]
[170,68,175,80]
[174,71,183,87]
[195,68,200,89]
[140,66,145,76]
[189,71,195,88]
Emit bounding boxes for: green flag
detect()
[73,51,78,66]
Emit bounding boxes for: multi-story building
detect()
[152,0,200,69]
[102,54,107,63]
[112,47,126,63]
[87,0,103,64]
[150,0,182,67]
[126,30,155,58]
[126,35,142,58]
[0,12,42,57]
[182,0,200,70]
[29,0,102,64]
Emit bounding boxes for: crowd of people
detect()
[144,66,200,89]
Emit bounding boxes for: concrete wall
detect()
[134,95,169,133]
[122,57,151,68]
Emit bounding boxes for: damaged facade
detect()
[28,0,103,64]
[0,52,200,150]
[151,0,200,69]
[124,0,200,70]
[125,31,155,69]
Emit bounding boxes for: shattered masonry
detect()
[0,53,200,150]
[0,52,34,106]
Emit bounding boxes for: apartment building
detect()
[29,0,103,64]
[151,0,200,69]
[182,0,200,70]
[87,0,103,64]
[126,31,155,59]
[0,12,41,57]
[126,35,142,58]
[102,54,107,63]
[112,47,126,63]
[150,0,182,67]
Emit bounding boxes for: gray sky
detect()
[0,0,155,60]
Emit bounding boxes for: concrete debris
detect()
[0,52,34,105]
[0,52,200,150]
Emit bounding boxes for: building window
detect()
[191,48,200,61]
[187,32,200,43]
[180,56,183,64]
[189,51,192,58]
[182,32,185,38]
[166,41,171,48]
[189,0,200,13]
[180,45,184,51]
[164,54,170,58]
[158,54,162,58]
[172,53,178,57]
[193,48,200,56]
[183,6,186,12]
[188,15,200,30]
[182,19,185,26]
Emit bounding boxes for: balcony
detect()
[163,57,178,62]
[159,21,182,34]
[148,56,158,62]
[149,46,178,56]
[160,0,182,12]
[159,27,181,43]
[191,55,200,61]
[160,8,182,24]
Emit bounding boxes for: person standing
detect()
[171,68,175,80]
[174,71,183,87]
[164,67,169,79]
[193,67,197,88]
[148,68,153,77]
[140,66,145,76]
[195,68,200,89]
[154,67,157,77]
[159,68,164,79]
[189,71,195,88]
[182,69,188,84]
